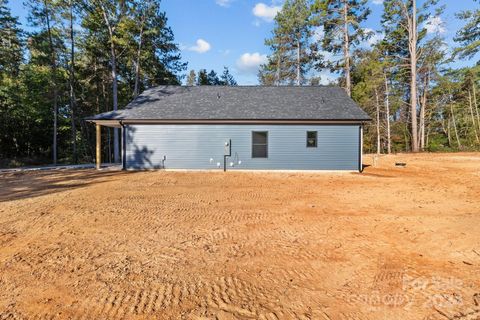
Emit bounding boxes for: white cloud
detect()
[252,3,281,22]
[424,16,446,34]
[188,39,211,53]
[372,0,383,4]
[236,52,268,74]
[216,0,233,7]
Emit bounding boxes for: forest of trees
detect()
[0,0,479,167]
[0,0,186,166]
[186,67,238,86]
[259,0,480,154]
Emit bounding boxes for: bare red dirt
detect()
[0,153,479,319]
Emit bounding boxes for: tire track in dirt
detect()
[2,156,480,319]
[117,196,278,231]
[203,276,287,319]
[54,276,289,319]
[72,282,191,319]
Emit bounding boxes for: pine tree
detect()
[85,0,132,163]
[197,69,209,85]
[0,0,22,76]
[193,68,236,86]
[454,0,480,61]
[260,0,317,86]
[220,67,237,86]
[58,0,79,163]
[463,69,480,144]
[381,0,443,152]
[127,0,186,91]
[0,0,24,159]
[312,0,370,96]
[207,70,220,85]
[417,35,447,150]
[352,48,385,154]
[130,0,149,98]
[186,70,196,86]
[25,0,64,164]
[258,56,281,85]
[0,0,186,166]
[429,68,480,150]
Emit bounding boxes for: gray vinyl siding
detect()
[125,124,360,170]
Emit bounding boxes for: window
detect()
[307,131,317,148]
[252,131,268,158]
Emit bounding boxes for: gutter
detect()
[87,119,372,126]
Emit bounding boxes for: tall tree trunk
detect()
[343,0,351,96]
[44,0,58,165]
[473,82,480,131]
[69,0,77,163]
[419,73,429,151]
[468,90,480,143]
[80,120,93,160]
[404,123,409,151]
[110,44,120,162]
[374,87,381,154]
[133,14,145,98]
[94,58,100,114]
[426,126,431,148]
[276,54,281,86]
[384,73,391,154]
[408,0,419,152]
[101,75,110,161]
[419,103,424,150]
[296,38,301,86]
[446,118,452,147]
[99,3,120,163]
[450,104,461,148]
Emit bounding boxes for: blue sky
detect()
[7,0,478,85]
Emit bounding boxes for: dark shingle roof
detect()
[89,86,371,121]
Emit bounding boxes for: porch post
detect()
[359,125,364,172]
[96,123,101,170]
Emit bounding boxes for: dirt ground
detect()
[0,153,479,320]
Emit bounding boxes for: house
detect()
[87,86,371,171]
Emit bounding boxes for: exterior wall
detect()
[125,124,360,170]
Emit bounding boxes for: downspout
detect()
[119,120,126,170]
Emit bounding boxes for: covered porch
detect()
[90,120,124,170]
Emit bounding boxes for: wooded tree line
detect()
[259,0,480,153]
[186,67,238,86]
[1,0,479,167]
[0,0,185,166]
